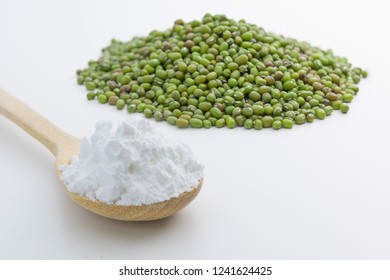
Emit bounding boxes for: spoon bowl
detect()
[62,179,203,221]
[0,88,203,221]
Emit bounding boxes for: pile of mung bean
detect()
[77,14,367,129]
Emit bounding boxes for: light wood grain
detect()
[0,88,202,221]
[64,178,203,221]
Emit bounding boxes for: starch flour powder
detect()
[60,119,204,206]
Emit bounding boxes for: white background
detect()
[0,0,389,259]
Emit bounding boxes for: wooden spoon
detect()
[0,88,203,221]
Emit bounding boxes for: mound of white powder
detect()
[60,119,204,206]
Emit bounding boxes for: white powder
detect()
[60,119,204,206]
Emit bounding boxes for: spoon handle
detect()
[0,88,75,156]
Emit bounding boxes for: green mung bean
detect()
[77,13,366,129]
[176,118,189,128]
[340,103,350,113]
[282,118,293,129]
